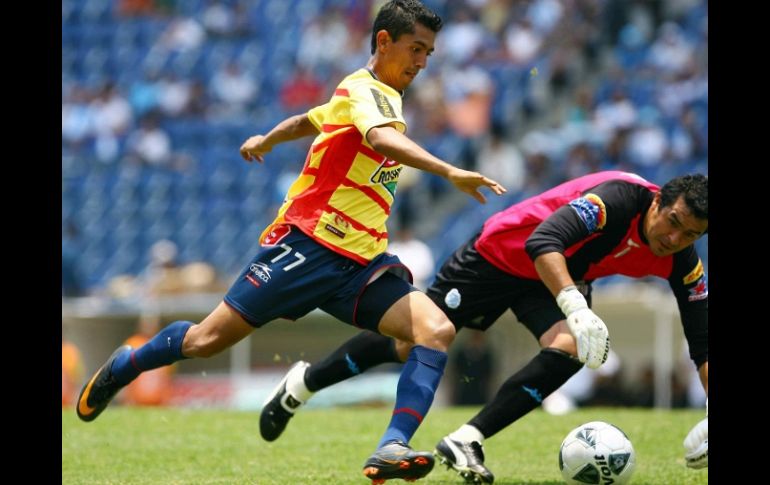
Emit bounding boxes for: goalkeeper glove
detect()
[556,285,610,369]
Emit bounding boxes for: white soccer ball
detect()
[558,421,636,484]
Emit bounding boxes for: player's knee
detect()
[420,313,455,351]
[546,333,578,357]
[435,316,456,347]
[394,339,414,362]
[539,321,578,357]
[182,327,225,358]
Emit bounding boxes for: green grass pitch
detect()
[62,406,708,484]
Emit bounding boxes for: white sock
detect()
[285,363,313,402]
[449,424,485,444]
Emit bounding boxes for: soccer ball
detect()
[558,421,635,484]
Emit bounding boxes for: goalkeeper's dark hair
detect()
[370,0,443,55]
[659,173,708,222]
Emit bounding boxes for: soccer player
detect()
[75,1,506,483]
[261,171,709,483]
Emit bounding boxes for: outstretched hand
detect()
[240,135,271,163]
[447,168,507,204]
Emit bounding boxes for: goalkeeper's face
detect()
[645,194,708,257]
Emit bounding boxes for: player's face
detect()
[378,23,436,91]
[645,194,707,257]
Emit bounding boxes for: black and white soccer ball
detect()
[559,421,635,484]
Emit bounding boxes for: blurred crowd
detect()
[62,0,707,296]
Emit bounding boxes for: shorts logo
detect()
[370,89,397,118]
[370,160,402,197]
[247,262,273,287]
[687,275,708,302]
[569,193,607,233]
[683,259,704,285]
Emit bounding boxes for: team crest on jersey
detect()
[687,275,708,302]
[569,193,607,232]
[370,89,397,118]
[262,225,291,246]
[370,159,402,197]
[683,259,704,285]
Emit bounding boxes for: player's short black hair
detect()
[659,173,708,221]
[370,0,443,55]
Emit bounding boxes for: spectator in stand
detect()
[210,61,258,115]
[118,0,159,17]
[475,121,526,194]
[387,226,435,291]
[279,67,326,112]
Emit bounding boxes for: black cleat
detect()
[76,345,132,422]
[362,440,435,483]
[435,436,495,484]
[259,361,310,441]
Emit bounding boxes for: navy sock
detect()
[468,348,583,439]
[304,331,400,392]
[377,345,447,448]
[110,320,193,386]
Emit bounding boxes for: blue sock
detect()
[377,345,447,448]
[110,320,193,386]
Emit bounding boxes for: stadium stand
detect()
[62,0,707,294]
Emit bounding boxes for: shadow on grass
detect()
[491,482,665,485]
[430,481,562,485]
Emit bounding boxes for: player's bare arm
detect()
[366,124,506,203]
[240,113,319,163]
[533,252,575,296]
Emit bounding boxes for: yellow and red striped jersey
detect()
[261,68,408,264]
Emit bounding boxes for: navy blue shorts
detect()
[224,226,417,331]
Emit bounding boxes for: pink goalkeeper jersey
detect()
[475,171,660,280]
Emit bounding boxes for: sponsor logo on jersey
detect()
[687,275,708,301]
[370,160,402,196]
[325,224,346,238]
[613,237,641,258]
[569,193,607,232]
[370,88,397,118]
[683,259,704,285]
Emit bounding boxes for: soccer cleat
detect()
[362,440,435,483]
[259,360,310,441]
[434,436,495,484]
[76,345,133,422]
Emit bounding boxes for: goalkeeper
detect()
[262,171,709,483]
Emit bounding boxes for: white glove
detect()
[556,285,610,369]
[684,399,708,469]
